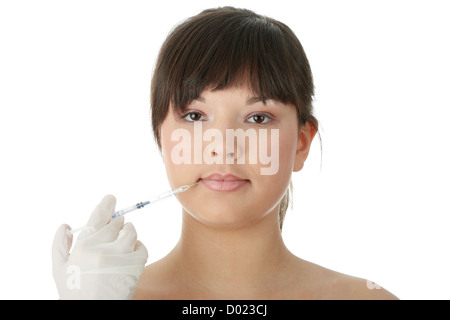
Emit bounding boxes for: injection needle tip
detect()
[183,181,200,191]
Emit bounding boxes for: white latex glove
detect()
[52,195,148,300]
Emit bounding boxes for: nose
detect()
[211,150,236,160]
[210,141,238,163]
[204,118,245,164]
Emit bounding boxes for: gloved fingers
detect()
[85,215,125,245]
[124,240,149,266]
[84,194,117,234]
[101,242,148,268]
[111,222,138,254]
[52,224,73,273]
[133,240,149,263]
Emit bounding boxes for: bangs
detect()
[152,7,313,119]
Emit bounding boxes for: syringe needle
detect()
[67,181,200,236]
[113,181,200,217]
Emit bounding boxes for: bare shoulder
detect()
[133,256,191,300]
[293,258,399,300]
[327,273,399,300]
[133,259,174,300]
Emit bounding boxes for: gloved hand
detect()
[52,195,148,300]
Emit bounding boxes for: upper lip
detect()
[200,173,249,181]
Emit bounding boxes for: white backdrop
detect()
[1,0,449,300]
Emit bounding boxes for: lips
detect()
[199,173,250,192]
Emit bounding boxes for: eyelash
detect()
[180,111,274,125]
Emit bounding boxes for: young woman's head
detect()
[151,7,318,230]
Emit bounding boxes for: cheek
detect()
[160,121,201,188]
[245,127,298,209]
[259,124,297,177]
[160,123,186,186]
[278,129,298,170]
[262,126,297,194]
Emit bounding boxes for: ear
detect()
[293,122,317,172]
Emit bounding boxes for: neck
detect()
[167,205,295,298]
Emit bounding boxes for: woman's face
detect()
[160,86,314,229]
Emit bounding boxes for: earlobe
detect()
[293,122,316,172]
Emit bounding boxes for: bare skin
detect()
[134,207,397,300]
[134,87,398,300]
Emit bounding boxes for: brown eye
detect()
[253,115,265,123]
[183,112,205,122]
[248,113,272,124]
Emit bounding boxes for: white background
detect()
[1,0,449,300]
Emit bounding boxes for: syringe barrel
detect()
[112,204,138,218]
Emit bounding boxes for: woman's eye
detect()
[182,111,205,122]
[247,113,272,125]
[182,111,272,124]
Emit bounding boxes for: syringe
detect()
[67,181,200,236]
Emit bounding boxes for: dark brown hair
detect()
[151,7,318,229]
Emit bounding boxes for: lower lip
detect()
[200,179,249,192]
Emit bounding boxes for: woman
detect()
[52,7,398,300]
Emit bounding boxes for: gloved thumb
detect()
[52,224,73,274]
[85,194,117,233]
